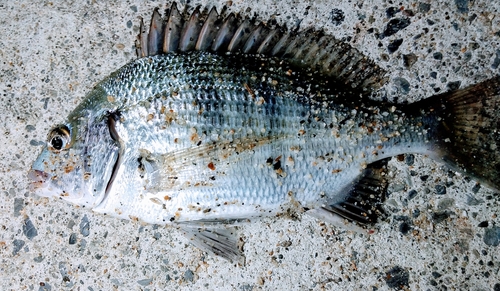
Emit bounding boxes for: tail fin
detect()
[418,76,500,189]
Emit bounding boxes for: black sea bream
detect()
[29,3,500,262]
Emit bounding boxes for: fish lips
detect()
[28,169,51,193]
[27,169,74,200]
[28,146,120,209]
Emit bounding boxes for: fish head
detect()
[29,107,121,209]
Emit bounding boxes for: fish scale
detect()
[84,52,432,225]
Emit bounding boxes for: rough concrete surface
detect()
[1,0,499,290]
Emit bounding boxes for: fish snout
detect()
[28,169,51,191]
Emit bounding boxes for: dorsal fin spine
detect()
[148,8,164,56]
[163,3,182,53]
[227,18,253,52]
[179,7,202,52]
[195,7,220,51]
[211,13,238,52]
[256,28,279,54]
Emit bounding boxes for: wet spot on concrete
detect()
[387,39,403,54]
[184,269,195,282]
[34,254,44,262]
[30,140,44,146]
[69,233,77,245]
[14,198,24,217]
[432,211,452,223]
[405,154,414,166]
[386,7,400,18]
[240,284,254,291]
[418,2,431,13]
[407,190,417,200]
[435,184,446,195]
[329,9,345,26]
[392,77,410,94]
[433,52,443,60]
[12,239,25,255]
[463,51,472,62]
[403,53,417,69]
[471,183,481,193]
[447,81,461,91]
[25,125,36,132]
[23,217,38,239]
[137,278,152,286]
[80,215,90,237]
[492,49,500,70]
[466,194,484,206]
[454,0,469,14]
[399,221,411,235]
[38,282,52,291]
[59,261,69,280]
[483,227,500,246]
[384,266,409,289]
[380,18,411,38]
[477,221,488,228]
[437,198,455,210]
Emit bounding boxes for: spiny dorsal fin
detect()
[135,2,388,95]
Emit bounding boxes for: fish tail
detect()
[416,76,500,189]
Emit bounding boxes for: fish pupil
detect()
[51,136,63,150]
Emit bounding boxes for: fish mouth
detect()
[28,169,51,192]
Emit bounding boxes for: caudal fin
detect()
[419,76,500,189]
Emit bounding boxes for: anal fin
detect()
[308,158,389,230]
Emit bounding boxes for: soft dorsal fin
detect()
[135,2,388,95]
[308,158,389,229]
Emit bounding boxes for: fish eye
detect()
[48,125,71,151]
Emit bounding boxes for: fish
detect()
[29,3,500,264]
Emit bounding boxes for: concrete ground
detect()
[1,0,499,290]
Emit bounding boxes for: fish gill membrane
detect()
[29,2,500,264]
